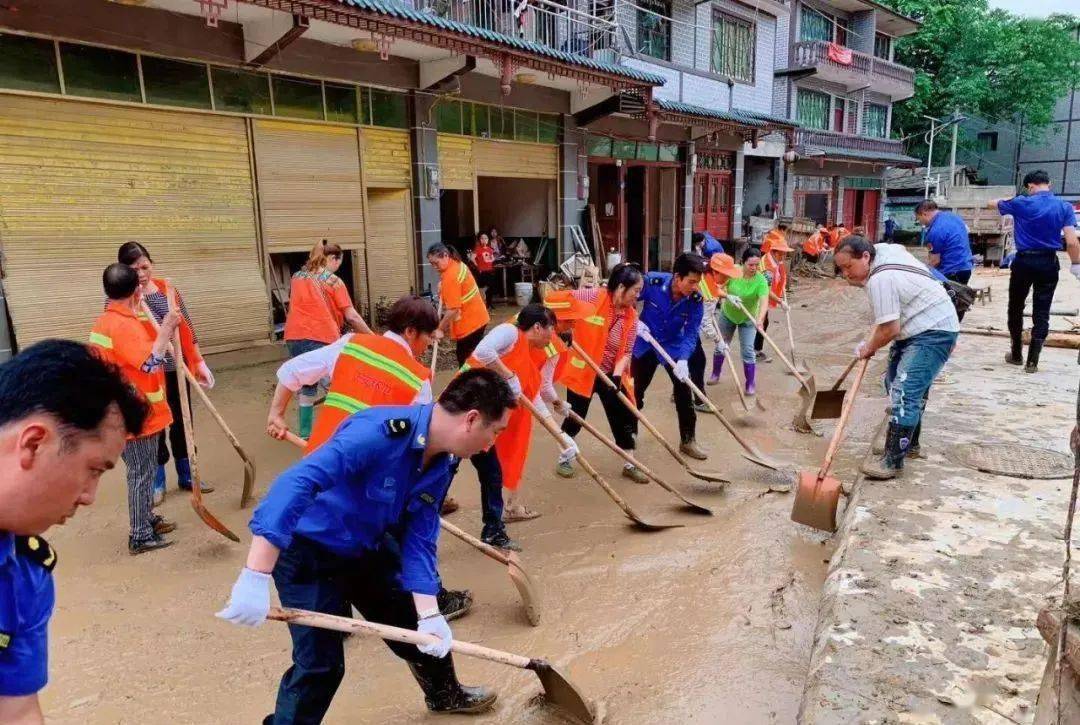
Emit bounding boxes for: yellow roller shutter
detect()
[438,134,474,190]
[474,139,557,179]
[361,128,411,187]
[252,120,365,254]
[364,188,415,306]
[0,96,267,349]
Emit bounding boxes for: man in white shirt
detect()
[833,237,960,480]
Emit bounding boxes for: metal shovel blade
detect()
[506,553,542,626]
[685,465,729,484]
[791,470,840,532]
[793,376,817,434]
[528,659,598,725]
[190,489,240,542]
[811,389,847,419]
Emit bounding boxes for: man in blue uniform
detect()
[0,340,148,722]
[216,369,515,723]
[991,170,1080,372]
[630,252,708,460]
[917,200,973,285]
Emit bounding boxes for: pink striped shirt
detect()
[570,287,639,373]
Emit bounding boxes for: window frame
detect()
[635,0,672,62]
[862,102,888,138]
[711,10,756,84]
[873,32,892,61]
[796,88,832,131]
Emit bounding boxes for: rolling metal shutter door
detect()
[474,140,557,179]
[364,188,415,306]
[438,134,474,190]
[0,96,267,349]
[253,120,365,254]
[361,128,411,187]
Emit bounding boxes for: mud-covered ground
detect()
[36,268,971,724]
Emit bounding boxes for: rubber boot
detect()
[707,351,725,386]
[436,588,473,622]
[743,362,757,396]
[176,458,214,493]
[298,404,314,439]
[1024,339,1043,374]
[152,465,166,507]
[407,657,497,714]
[1005,334,1023,366]
[861,423,914,480]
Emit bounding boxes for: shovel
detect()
[781,289,809,377]
[565,409,714,514]
[640,333,785,472]
[155,293,240,543]
[569,342,728,485]
[519,395,684,531]
[268,607,596,725]
[440,518,541,626]
[708,316,763,414]
[811,358,859,420]
[280,430,542,625]
[792,358,869,532]
[180,366,258,508]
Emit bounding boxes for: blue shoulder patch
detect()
[384,418,412,437]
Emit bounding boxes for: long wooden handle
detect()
[782,289,798,360]
[568,341,689,466]
[829,358,860,392]
[182,366,247,454]
[163,291,204,501]
[566,409,662,484]
[268,607,532,669]
[816,358,870,479]
[730,298,808,386]
[709,316,749,411]
[283,430,307,449]
[430,298,443,376]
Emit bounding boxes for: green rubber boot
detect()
[298,405,314,440]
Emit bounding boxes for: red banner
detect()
[827,43,853,65]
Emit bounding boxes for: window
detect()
[272,76,323,120]
[874,33,892,61]
[369,88,408,128]
[60,43,140,102]
[514,110,539,142]
[799,6,834,42]
[863,103,888,138]
[489,107,514,140]
[211,67,271,114]
[796,89,830,130]
[977,131,999,152]
[0,33,60,93]
[537,114,559,144]
[712,11,755,83]
[613,139,638,159]
[636,142,659,161]
[435,99,463,133]
[636,0,671,61]
[587,135,613,157]
[142,56,211,109]
[658,143,679,162]
[325,83,359,124]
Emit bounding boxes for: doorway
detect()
[803,193,829,226]
[439,189,475,258]
[625,166,646,267]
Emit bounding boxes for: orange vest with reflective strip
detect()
[763,253,787,309]
[306,334,430,455]
[442,260,489,340]
[531,333,569,384]
[560,290,638,398]
[698,272,723,302]
[461,329,542,401]
[89,303,172,439]
[802,231,825,256]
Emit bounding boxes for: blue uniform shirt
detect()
[998,191,1077,252]
[925,211,973,275]
[251,404,452,596]
[632,272,704,362]
[0,533,55,697]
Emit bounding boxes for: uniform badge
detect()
[384,418,412,437]
[0,631,10,650]
[649,276,664,286]
[419,493,436,505]
[16,535,57,572]
[690,290,703,302]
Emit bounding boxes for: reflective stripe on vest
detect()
[340,343,423,391]
[145,388,165,404]
[570,357,586,369]
[544,300,570,310]
[461,286,479,304]
[543,343,558,359]
[584,315,604,326]
[89,332,113,349]
[456,264,468,283]
[698,279,716,302]
[324,391,370,416]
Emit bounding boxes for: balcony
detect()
[795,128,918,165]
[787,40,915,101]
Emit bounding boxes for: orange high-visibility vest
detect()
[461,328,543,491]
[560,290,638,398]
[306,334,430,455]
[89,302,172,439]
[698,271,723,303]
[440,259,490,340]
[531,333,569,384]
[802,231,825,256]
[149,278,202,368]
[763,253,788,309]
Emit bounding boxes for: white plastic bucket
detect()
[514,282,533,306]
[606,252,623,269]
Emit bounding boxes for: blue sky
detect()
[986,0,1080,17]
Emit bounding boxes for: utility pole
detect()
[924,116,937,199]
[948,107,959,199]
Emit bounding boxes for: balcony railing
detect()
[790,40,915,91]
[408,0,619,61]
[795,128,907,157]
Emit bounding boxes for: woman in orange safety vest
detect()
[427,243,491,366]
[754,226,794,362]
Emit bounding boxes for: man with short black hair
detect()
[916,199,973,285]
[631,252,708,463]
[217,369,516,722]
[0,340,148,723]
[991,170,1080,372]
[833,237,959,480]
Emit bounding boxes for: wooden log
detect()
[959,328,1080,349]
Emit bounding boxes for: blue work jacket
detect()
[0,532,56,697]
[632,272,704,362]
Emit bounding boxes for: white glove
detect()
[552,398,569,416]
[637,324,654,344]
[215,568,272,627]
[854,341,870,359]
[780,299,790,312]
[196,361,216,389]
[713,333,729,355]
[673,359,690,383]
[417,614,452,658]
[559,434,579,461]
[505,375,522,398]
[1071,262,1080,281]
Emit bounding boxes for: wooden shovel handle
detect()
[145,292,199,490]
[181,366,250,456]
[430,298,443,376]
[817,358,869,480]
[268,607,532,669]
[829,358,860,392]
[707,316,749,412]
[730,298,808,387]
[282,430,307,449]
[566,409,662,485]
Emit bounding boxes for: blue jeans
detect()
[884,329,958,429]
[286,339,328,398]
[717,313,758,364]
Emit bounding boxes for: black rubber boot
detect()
[1025,339,1044,373]
[1005,334,1023,365]
[907,422,922,459]
[437,588,473,622]
[861,423,915,480]
[408,657,497,714]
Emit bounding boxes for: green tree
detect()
[879,0,1080,163]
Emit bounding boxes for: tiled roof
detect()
[737,110,800,128]
[653,99,765,127]
[804,146,922,166]
[339,0,667,85]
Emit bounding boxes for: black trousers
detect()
[157,369,191,465]
[944,269,973,322]
[269,536,444,724]
[630,350,696,443]
[454,326,486,366]
[1008,251,1059,343]
[561,376,636,451]
[753,312,770,353]
[690,339,707,391]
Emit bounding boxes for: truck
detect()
[936,185,1014,266]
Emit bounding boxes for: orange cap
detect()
[709,253,738,278]
[543,290,588,321]
[763,237,793,254]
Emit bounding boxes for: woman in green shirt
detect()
[716,248,770,395]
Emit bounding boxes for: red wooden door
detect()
[861,190,880,240]
[842,188,857,229]
[692,174,707,233]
